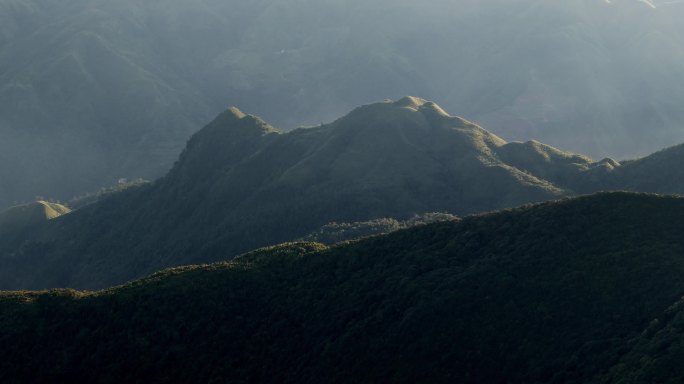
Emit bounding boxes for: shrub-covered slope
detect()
[2,193,684,383]
[300,212,459,244]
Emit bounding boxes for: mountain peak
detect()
[419,100,451,119]
[225,106,246,119]
[393,96,429,110]
[391,96,452,119]
[343,96,460,127]
[168,107,279,180]
[192,106,278,141]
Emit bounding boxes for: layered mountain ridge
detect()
[1,97,683,290]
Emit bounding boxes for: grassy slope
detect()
[2,193,684,383]
[598,143,684,194]
[0,201,70,236]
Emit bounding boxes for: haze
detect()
[2,0,684,209]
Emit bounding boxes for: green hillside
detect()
[2,193,684,383]
[4,0,684,208]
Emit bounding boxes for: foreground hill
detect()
[1,97,587,289]
[599,296,684,384]
[2,193,684,383]
[4,0,684,208]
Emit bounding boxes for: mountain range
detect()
[2,97,684,290]
[2,192,684,383]
[3,0,684,209]
[5,1,684,382]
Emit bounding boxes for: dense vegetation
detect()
[3,0,684,208]
[300,212,458,244]
[598,296,684,384]
[2,193,684,383]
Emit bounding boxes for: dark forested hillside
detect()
[2,193,684,383]
[300,212,459,244]
[4,0,684,208]
[598,296,684,384]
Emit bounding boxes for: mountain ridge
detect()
[0,97,571,289]
[2,97,684,290]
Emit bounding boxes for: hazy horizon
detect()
[2,0,684,207]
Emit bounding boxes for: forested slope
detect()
[2,193,684,383]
